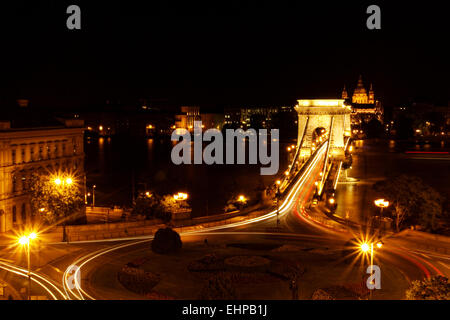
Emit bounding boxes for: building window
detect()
[30,146,35,161]
[62,143,66,156]
[12,175,16,193]
[21,149,25,162]
[21,176,28,191]
[12,149,16,164]
[21,203,26,223]
[39,145,43,160]
[12,206,17,223]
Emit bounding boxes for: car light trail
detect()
[0,261,66,300]
[63,239,150,300]
[184,142,329,232]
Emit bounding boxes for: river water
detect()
[84,136,293,217]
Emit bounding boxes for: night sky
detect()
[0,1,448,110]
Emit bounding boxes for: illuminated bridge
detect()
[283,99,352,201]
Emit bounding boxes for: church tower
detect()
[341,85,348,99]
[368,83,375,104]
[352,75,368,104]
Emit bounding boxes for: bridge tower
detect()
[294,99,351,161]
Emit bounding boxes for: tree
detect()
[406,276,450,300]
[151,227,182,254]
[131,193,162,219]
[159,194,191,222]
[342,154,353,180]
[373,175,443,232]
[29,173,84,241]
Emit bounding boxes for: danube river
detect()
[84,136,293,217]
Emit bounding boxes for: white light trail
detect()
[0,261,66,300]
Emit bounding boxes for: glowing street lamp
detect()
[237,195,247,203]
[173,192,188,201]
[374,199,389,208]
[360,242,370,253]
[18,232,38,300]
[374,199,390,235]
[53,174,75,187]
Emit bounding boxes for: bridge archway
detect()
[294,99,351,161]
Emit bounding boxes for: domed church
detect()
[342,75,383,132]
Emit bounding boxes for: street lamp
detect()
[92,185,96,207]
[275,181,281,227]
[18,232,38,300]
[237,195,247,203]
[173,192,188,201]
[374,199,390,235]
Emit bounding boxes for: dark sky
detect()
[0,1,448,110]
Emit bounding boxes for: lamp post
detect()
[173,192,188,201]
[237,195,247,208]
[92,185,96,208]
[18,232,37,300]
[374,199,390,236]
[276,180,281,227]
[84,175,87,205]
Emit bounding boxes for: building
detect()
[0,119,85,233]
[342,75,383,131]
[175,106,224,132]
[392,101,450,136]
[175,106,201,131]
[224,106,289,129]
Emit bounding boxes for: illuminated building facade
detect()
[342,75,383,131]
[0,119,85,232]
[224,106,290,129]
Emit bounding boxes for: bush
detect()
[198,273,237,300]
[188,253,225,272]
[151,227,182,254]
[117,264,160,295]
[406,276,450,300]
